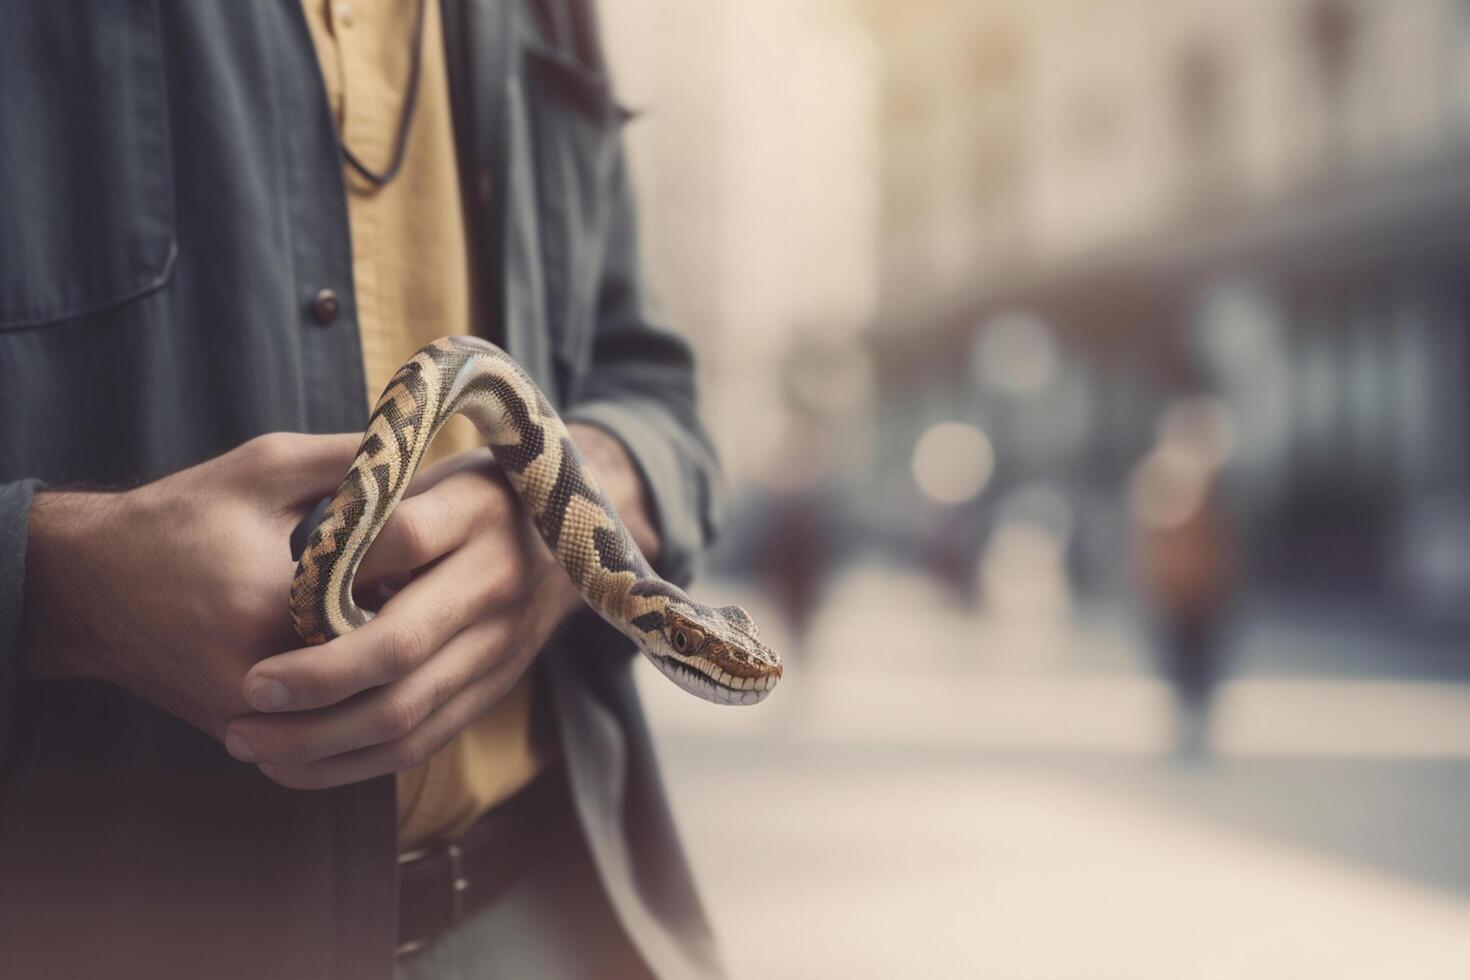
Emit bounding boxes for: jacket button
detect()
[311,288,340,325]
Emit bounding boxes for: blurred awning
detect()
[872,145,1470,367]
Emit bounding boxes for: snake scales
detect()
[290,336,782,705]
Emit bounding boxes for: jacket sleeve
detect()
[561,144,723,589]
[0,478,40,766]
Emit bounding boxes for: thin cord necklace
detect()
[341,0,428,187]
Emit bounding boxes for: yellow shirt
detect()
[301,0,546,849]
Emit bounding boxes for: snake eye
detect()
[673,630,689,652]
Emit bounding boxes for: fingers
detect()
[408,446,499,494]
[248,574,468,712]
[246,538,519,713]
[228,614,526,768]
[354,468,509,583]
[254,676,505,790]
[233,432,364,513]
[352,490,462,585]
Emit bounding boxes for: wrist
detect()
[566,422,661,563]
[20,490,125,682]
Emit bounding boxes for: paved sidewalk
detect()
[639,567,1470,979]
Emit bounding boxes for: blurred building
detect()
[602,0,880,488]
[865,0,1470,623]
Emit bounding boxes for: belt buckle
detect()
[394,841,472,958]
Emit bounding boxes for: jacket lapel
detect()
[442,0,553,393]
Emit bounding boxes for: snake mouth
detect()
[659,658,779,706]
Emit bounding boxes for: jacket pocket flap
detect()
[0,2,176,330]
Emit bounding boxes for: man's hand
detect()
[225,423,659,790]
[21,433,363,739]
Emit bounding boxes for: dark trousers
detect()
[1159,611,1226,711]
[395,764,655,980]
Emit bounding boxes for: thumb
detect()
[236,431,364,514]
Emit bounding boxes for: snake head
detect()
[650,602,783,706]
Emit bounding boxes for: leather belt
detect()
[395,765,562,957]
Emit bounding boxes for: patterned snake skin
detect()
[291,337,782,705]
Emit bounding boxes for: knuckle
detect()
[435,588,474,631]
[392,508,433,565]
[484,563,523,603]
[424,669,461,715]
[486,485,518,524]
[238,432,291,469]
[392,734,433,771]
[476,478,510,518]
[479,573,509,606]
[264,732,318,767]
[309,662,355,706]
[382,620,430,675]
[377,694,422,743]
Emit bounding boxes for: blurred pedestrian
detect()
[1130,399,1240,761]
[755,487,831,655]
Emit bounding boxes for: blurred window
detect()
[1306,0,1360,160]
[1308,0,1359,97]
[1174,41,1229,207]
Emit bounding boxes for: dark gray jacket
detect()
[0,2,722,977]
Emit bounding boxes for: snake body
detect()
[290,336,782,705]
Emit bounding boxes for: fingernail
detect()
[248,678,292,711]
[225,732,257,763]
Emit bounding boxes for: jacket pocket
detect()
[0,1,176,330]
[523,41,630,398]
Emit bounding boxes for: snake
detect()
[290,336,782,706]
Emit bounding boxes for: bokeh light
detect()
[1129,443,1211,531]
[1157,395,1237,470]
[973,312,1060,396]
[911,422,995,505]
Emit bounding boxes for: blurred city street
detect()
[637,566,1470,979]
[602,2,1470,976]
